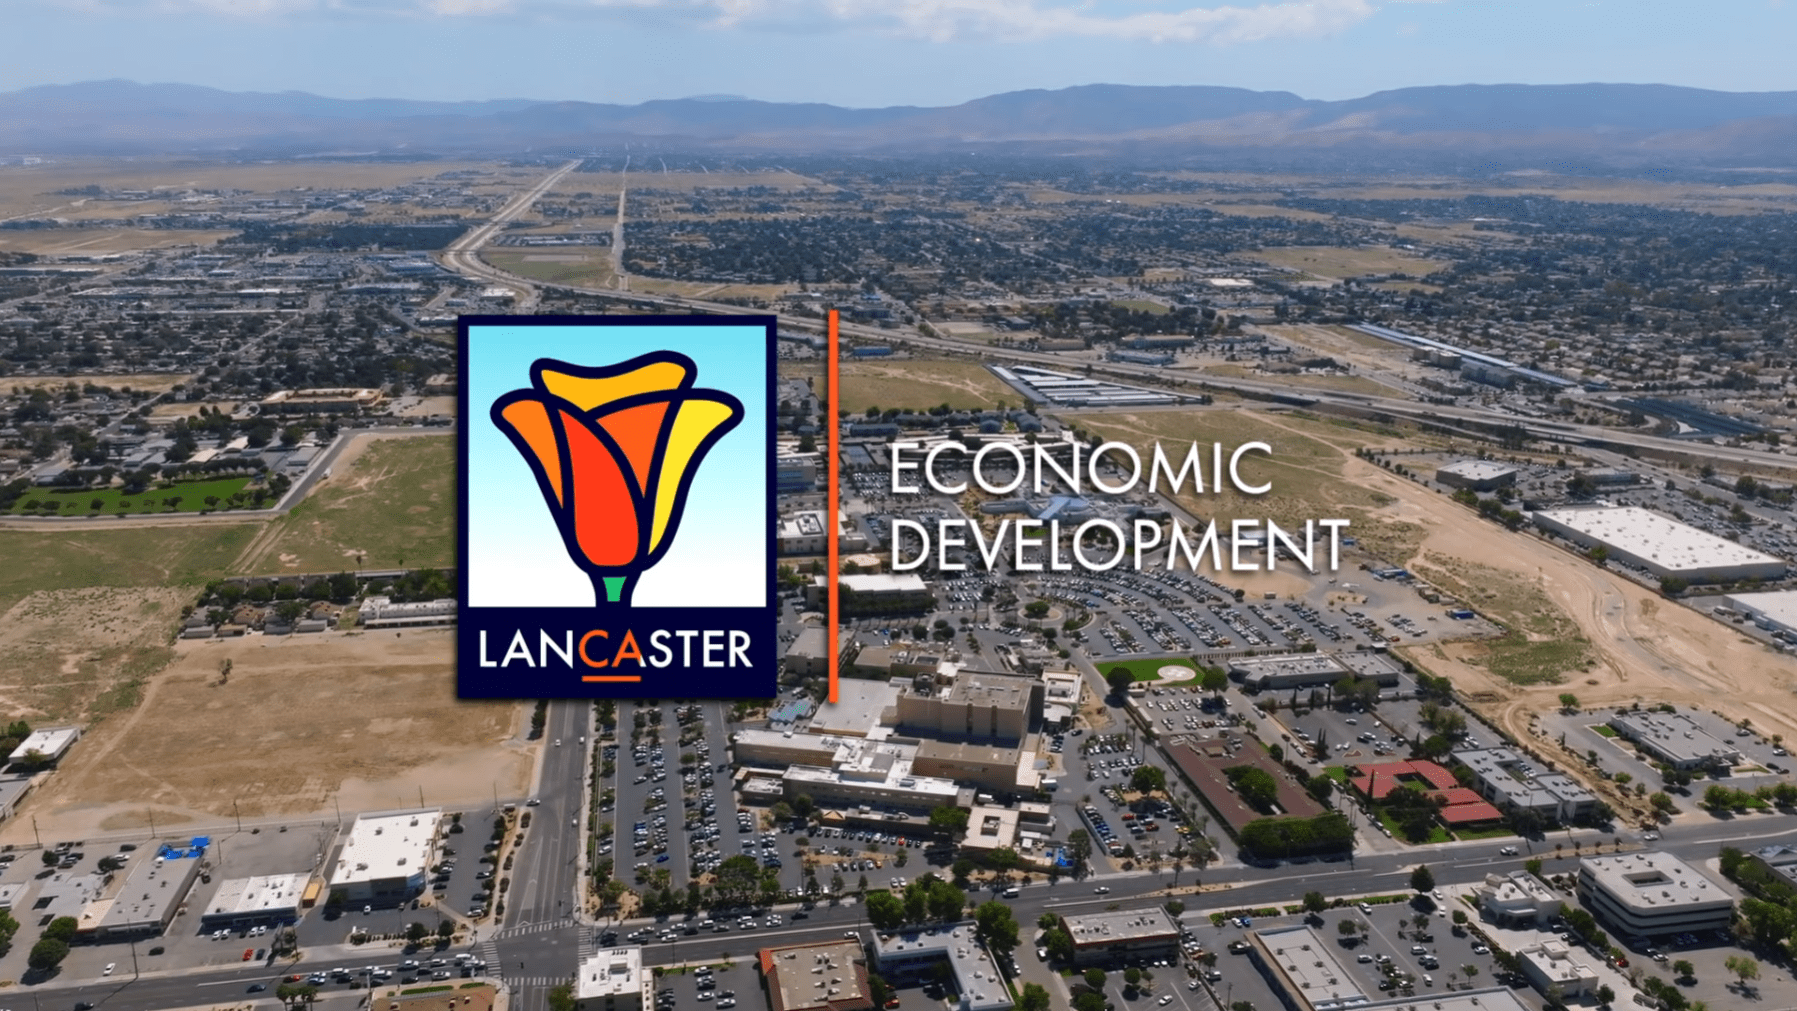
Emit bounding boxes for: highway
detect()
[432,163,1797,476]
[439,159,580,309]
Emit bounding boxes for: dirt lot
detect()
[0,585,188,722]
[4,628,529,842]
[3,372,194,394]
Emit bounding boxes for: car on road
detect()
[248,983,268,992]
[1643,831,1661,841]
[526,798,541,806]
[104,962,116,975]
[1498,846,1518,856]
[1093,886,1110,894]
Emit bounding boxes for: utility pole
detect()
[234,799,242,834]
[30,815,40,849]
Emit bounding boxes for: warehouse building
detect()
[1606,711,1741,772]
[1435,460,1519,491]
[1577,852,1734,938]
[1057,907,1180,968]
[1228,652,1401,691]
[327,808,440,905]
[574,947,645,1011]
[1532,506,1787,583]
[1723,589,1797,639]
[872,924,1013,1011]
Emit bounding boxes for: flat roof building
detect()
[574,947,645,1011]
[9,725,81,765]
[1607,711,1740,772]
[1577,852,1734,938]
[1453,747,1596,824]
[260,388,382,413]
[1228,651,1403,691]
[201,873,308,928]
[1436,460,1519,491]
[359,596,456,629]
[1749,844,1797,892]
[895,671,1042,744]
[758,939,873,1011]
[805,679,900,737]
[1249,924,1364,1011]
[1058,907,1180,968]
[94,843,207,938]
[911,740,1032,795]
[328,808,440,905]
[1724,589,1797,638]
[1517,940,1600,999]
[1533,506,1787,584]
[872,923,1013,1011]
[1477,870,1560,926]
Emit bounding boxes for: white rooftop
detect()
[329,808,439,888]
[1534,506,1785,574]
[205,873,308,918]
[1726,589,1797,629]
[1581,852,1731,911]
[9,726,80,762]
[576,947,644,1000]
[1438,460,1518,480]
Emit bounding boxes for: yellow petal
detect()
[539,360,688,412]
[649,397,739,554]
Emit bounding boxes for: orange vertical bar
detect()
[827,309,840,705]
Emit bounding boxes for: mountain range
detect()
[3,80,1795,168]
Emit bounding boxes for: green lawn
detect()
[241,435,454,573]
[1592,725,1618,738]
[1102,657,1197,682]
[1372,808,1451,845]
[1453,825,1518,841]
[11,476,255,515]
[0,524,259,615]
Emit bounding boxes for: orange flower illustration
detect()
[491,352,744,605]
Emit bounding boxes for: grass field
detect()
[0,524,257,617]
[0,228,239,254]
[1101,657,1197,682]
[1413,558,1593,685]
[840,359,1016,413]
[11,476,252,515]
[236,434,454,573]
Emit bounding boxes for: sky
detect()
[7,1,1794,108]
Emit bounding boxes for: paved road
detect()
[440,159,580,309]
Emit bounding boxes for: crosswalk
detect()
[506,975,573,987]
[494,918,574,939]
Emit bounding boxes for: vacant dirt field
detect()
[6,628,528,842]
[0,585,188,723]
[1250,245,1448,281]
[3,373,194,395]
[840,359,1015,413]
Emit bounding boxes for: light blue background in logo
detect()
[467,323,768,609]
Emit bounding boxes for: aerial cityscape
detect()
[1,5,1796,1011]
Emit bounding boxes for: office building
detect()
[327,808,440,905]
[1577,852,1734,937]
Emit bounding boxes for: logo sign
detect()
[458,315,777,698]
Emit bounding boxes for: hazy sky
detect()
[9,1,1794,107]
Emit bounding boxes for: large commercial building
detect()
[1227,652,1402,692]
[1577,852,1734,938]
[1723,589,1797,639]
[1749,844,1797,891]
[808,573,934,613]
[872,923,1013,1011]
[758,939,873,1011]
[1057,907,1180,968]
[780,739,960,814]
[1532,506,1787,584]
[574,947,645,1011]
[778,510,867,556]
[1435,460,1519,491]
[894,671,1042,743]
[327,808,440,905]
[1453,747,1597,824]
[1607,711,1741,772]
[201,873,308,930]
[911,740,1034,795]
[358,596,456,629]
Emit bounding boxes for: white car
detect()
[104,962,116,975]
[1158,996,1173,1006]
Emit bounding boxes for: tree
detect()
[974,901,1020,953]
[1066,829,1093,874]
[437,919,454,939]
[1084,968,1107,989]
[1558,693,1580,712]
[1105,668,1136,696]
[1337,918,1360,940]
[1410,864,1435,893]
[1043,927,1074,964]
[1725,954,1760,989]
[1672,959,1694,981]
[1130,765,1167,795]
[27,936,69,974]
[866,890,905,931]
[1595,983,1615,1006]
[406,920,430,943]
[41,916,79,943]
[1019,982,1052,1011]
[547,982,577,1011]
[1200,667,1229,694]
[1303,891,1328,914]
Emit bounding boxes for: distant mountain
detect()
[2,79,1795,168]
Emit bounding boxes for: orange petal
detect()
[560,409,640,568]
[596,399,670,495]
[497,397,563,506]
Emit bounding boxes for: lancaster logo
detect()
[458,315,778,699]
